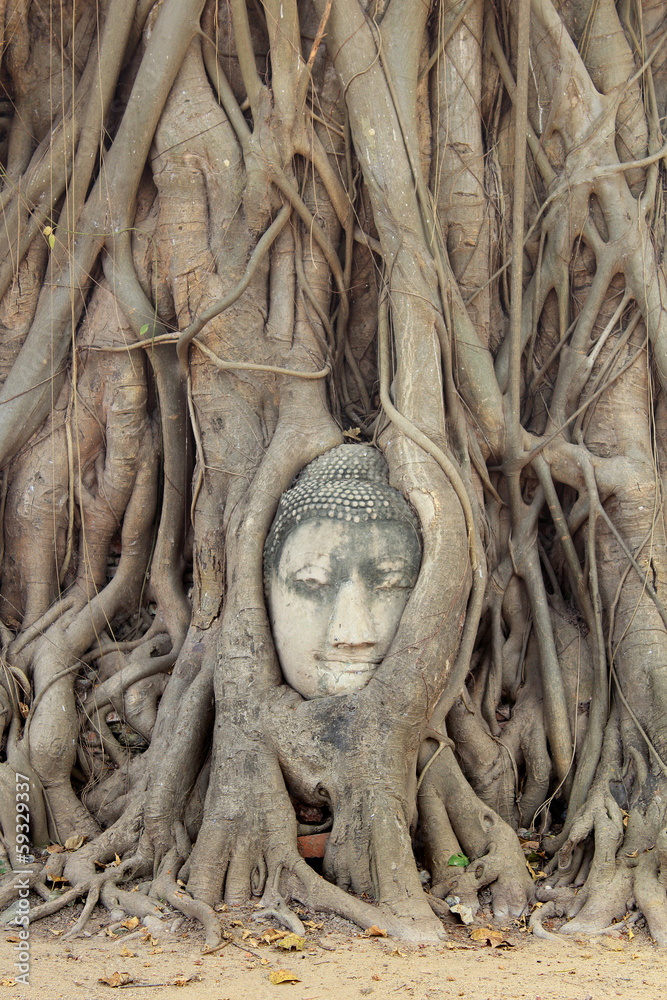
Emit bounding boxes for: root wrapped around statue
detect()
[186,441,473,943]
[3,0,667,949]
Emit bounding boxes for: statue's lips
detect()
[316,657,381,672]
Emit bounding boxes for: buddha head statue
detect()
[264,444,422,698]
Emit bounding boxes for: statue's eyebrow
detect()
[373,559,413,572]
[376,557,409,566]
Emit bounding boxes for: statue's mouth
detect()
[317,657,380,671]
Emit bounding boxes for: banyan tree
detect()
[1,0,667,945]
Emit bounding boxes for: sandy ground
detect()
[0,897,664,1000]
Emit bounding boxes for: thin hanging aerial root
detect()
[7,596,77,665]
[175,203,291,371]
[377,291,479,572]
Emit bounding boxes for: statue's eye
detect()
[373,572,412,591]
[293,572,329,591]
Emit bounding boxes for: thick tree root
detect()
[152,848,222,951]
[538,717,667,943]
[634,836,667,946]
[418,745,535,921]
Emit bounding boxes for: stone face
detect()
[265,444,422,699]
[267,517,421,699]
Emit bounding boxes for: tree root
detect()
[99,882,165,924]
[529,900,571,942]
[634,838,667,946]
[63,885,100,940]
[254,872,306,935]
[288,857,446,943]
[418,745,535,921]
[152,848,222,951]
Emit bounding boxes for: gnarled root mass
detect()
[2,0,667,948]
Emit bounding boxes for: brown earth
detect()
[0,899,663,1000]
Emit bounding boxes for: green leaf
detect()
[48,234,55,249]
[447,852,469,867]
[139,324,149,336]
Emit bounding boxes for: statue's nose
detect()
[327,578,376,648]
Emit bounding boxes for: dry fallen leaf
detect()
[119,945,135,958]
[276,933,305,951]
[269,969,302,984]
[122,916,139,930]
[98,972,133,987]
[526,859,549,880]
[47,844,64,854]
[64,834,86,851]
[303,920,323,930]
[363,926,387,938]
[149,947,163,955]
[470,927,515,948]
[4,935,20,943]
[445,896,474,925]
[261,928,290,944]
[0,980,16,987]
